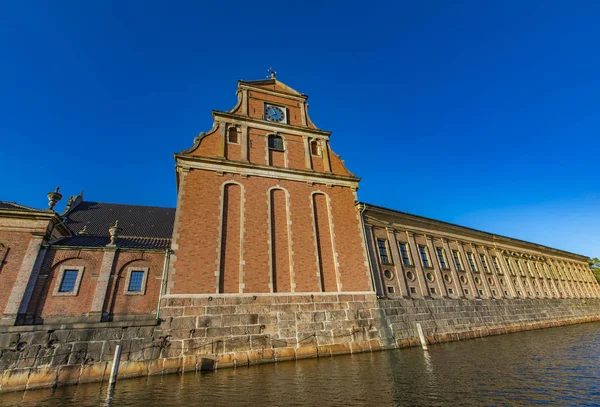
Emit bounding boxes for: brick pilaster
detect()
[88,247,118,320]
[1,234,44,325]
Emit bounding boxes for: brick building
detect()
[0,76,598,328]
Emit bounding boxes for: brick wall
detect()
[25,248,164,323]
[0,231,33,313]
[170,170,371,295]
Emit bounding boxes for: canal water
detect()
[1,322,599,406]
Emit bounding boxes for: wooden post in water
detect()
[109,344,123,386]
[416,323,429,350]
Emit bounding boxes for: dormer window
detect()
[310,140,321,156]
[228,127,239,144]
[268,134,284,151]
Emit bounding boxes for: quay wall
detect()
[1,294,600,392]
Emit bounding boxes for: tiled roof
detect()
[65,202,175,238]
[54,201,175,250]
[0,201,40,211]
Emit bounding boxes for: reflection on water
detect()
[1,322,599,406]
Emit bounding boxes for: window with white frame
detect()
[436,247,448,270]
[418,245,431,268]
[399,242,412,266]
[124,267,149,295]
[504,256,515,276]
[479,254,490,273]
[452,250,464,271]
[377,239,392,265]
[466,252,478,272]
[492,256,502,274]
[53,266,84,296]
[525,261,534,277]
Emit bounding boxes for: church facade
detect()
[0,77,598,327]
[1,77,600,392]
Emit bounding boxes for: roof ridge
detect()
[79,201,175,210]
[0,201,41,211]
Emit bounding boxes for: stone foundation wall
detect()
[1,294,600,393]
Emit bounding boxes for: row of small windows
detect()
[376,238,594,284]
[55,268,146,295]
[228,129,323,157]
[385,268,589,299]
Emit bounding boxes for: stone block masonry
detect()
[1,294,600,393]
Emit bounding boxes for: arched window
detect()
[228,127,239,144]
[310,140,321,156]
[268,134,284,151]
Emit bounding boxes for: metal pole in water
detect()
[416,323,429,350]
[109,344,123,386]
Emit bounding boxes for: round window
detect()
[475,277,481,285]
[383,270,394,280]
[406,271,415,281]
[460,275,467,284]
[444,274,452,283]
[426,273,435,282]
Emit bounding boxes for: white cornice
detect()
[175,155,360,189]
[213,111,331,138]
[362,204,588,262]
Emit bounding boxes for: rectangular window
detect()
[492,256,502,274]
[448,288,454,294]
[464,288,470,295]
[516,260,525,276]
[430,287,436,294]
[478,289,484,295]
[58,270,79,292]
[268,134,284,150]
[377,239,392,264]
[128,271,145,292]
[418,245,431,268]
[479,254,490,273]
[533,262,543,278]
[467,252,478,272]
[452,250,464,271]
[410,287,417,294]
[436,248,448,270]
[399,242,412,266]
[525,261,534,277]
[504,257,514,275]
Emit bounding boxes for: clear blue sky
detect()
[1,1,598,257]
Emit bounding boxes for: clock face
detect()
[265,105,285,122]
